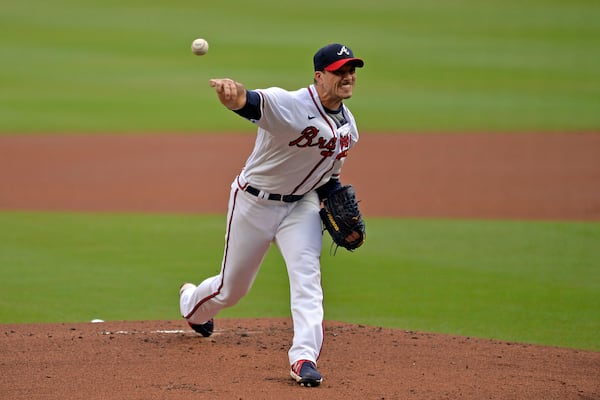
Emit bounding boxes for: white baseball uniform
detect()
[180,83,359,365]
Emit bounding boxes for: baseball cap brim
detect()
[324,58,364,72]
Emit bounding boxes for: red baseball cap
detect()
[313,43,364,72]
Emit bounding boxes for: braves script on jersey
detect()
[237,84,359,194]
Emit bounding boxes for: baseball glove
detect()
[319,184,366,252]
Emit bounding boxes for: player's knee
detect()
[216,289,247,308]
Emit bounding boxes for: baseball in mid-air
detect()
[191,38,209,56]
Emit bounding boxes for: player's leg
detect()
[180,186,280,325]
[275,192,324,365]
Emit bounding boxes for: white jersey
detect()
[238,84,359,195]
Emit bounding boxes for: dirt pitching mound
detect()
[2,319,599,400]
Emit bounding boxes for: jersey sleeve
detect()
[251,87,299,133]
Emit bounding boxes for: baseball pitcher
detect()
[179,43,366,387]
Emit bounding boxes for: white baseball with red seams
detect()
[179,83,359,365]
[191,38,209,56]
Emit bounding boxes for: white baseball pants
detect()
[180,178,324,365]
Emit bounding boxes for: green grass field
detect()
[1,1,599,352]
[1,212,598,350]
[2,0,599,133]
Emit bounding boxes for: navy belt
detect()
[245,185,304,203]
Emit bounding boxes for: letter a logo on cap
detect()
[337,46,350,56]
[313,43,364,71]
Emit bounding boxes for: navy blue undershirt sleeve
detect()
[233,90,262,121]
[316,178,343,201]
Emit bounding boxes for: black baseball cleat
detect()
[290,360,323,387]
[188,319,214,337]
